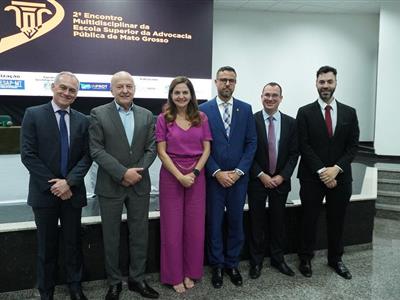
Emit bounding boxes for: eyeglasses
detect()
[217,78,236,84]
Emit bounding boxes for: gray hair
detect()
[54,71,80,87]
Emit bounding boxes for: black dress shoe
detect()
[69,288,88,300]
[299,259,312,277]
[328,261,352,280]
[105,283,122,300]
[271,260,295,277]
[128,279,159,299]
[225,267,243,286]
[211,267,223,288]
[40,290,54,300]
[249,264,262,279]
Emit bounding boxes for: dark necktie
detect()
[268,116,277,174]
[325,105,333,137]
[58,110,69,177]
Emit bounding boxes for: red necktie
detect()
[325,105,333,137]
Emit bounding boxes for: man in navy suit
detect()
[296,66,359,280]
[247,82,298,279]
[21,72,91,300]
[200,66,257,288]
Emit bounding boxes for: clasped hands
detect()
[215,170,241,188]
[319,166,340,189]
[122,167,144,187]
[178,172,196,188]
[259,173,284,189]
[49,178,72,200]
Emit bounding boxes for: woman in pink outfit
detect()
[156,76,211,293]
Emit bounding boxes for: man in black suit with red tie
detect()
[296,66,359,280]
[247,82,298,279]
[21,72,91,299]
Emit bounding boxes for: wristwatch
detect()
[234,169,243,176]
[192,168,200,177]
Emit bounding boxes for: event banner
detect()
[0,0,213,98]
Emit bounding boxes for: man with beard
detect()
[200,66,257,288]
[296,66,359,280]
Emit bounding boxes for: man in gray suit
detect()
[89,71,158,299]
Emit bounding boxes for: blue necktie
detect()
[58,110,69,177]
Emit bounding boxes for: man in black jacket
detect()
[247,82,298,279]
[296,66,359,280]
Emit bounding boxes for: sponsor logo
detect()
[0,0,64,54]
[0,74,21,79]
[0,79,25,89]
[80,82,110,91]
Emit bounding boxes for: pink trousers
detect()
[159,158,206,285]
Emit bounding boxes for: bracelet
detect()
[192,168,200,177]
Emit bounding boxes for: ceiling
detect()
[214,0,393,14]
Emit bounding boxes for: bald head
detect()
[111,71,134,87]
[110,71,135,110]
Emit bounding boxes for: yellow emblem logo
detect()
[0,0,64,54]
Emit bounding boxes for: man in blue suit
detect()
[21,72,91,300]
[200,66,257,288]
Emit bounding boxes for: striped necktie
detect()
[223,103,231,137]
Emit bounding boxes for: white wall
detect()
[212,9,379,142]
[375,4,400,156]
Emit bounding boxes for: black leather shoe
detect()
[211,267,223,288]
[328,261,352,280]
[249,264,262,279]
[69,288,88,300]
[225,267,243,286]
[40,290,54,300]
[271,260,295,277]
[128,280,159,299]
[105,283,122,300]
[299,259,312,277]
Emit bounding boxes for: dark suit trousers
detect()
[248,186,288,266]
[98,191,149,285]
[298,180,351,263]
[33,201,83,295]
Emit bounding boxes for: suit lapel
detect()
[311,100,331,139]
[210,98,228,140]
[229,99,239,139]
[333,101,344,138]
[255,111,268,157]
[107,102,130,148]
[277,113,288,165]
[131,104,141,149]
[69,110,77,154]
[44,102,61,146]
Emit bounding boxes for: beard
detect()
[318,87,335,102]
[219,88,233,100]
